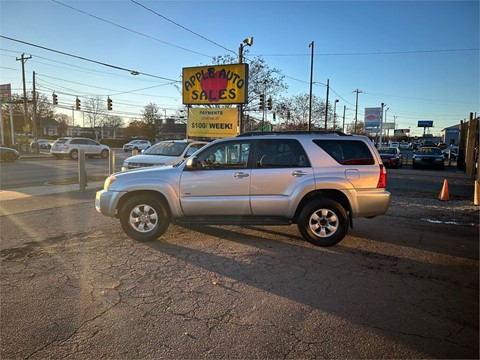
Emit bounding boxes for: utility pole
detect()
[353,89,362,134]
[16,53,32,129]
[342,105,346,133]
[324,79,329,130]
[32,71,38,153]
[308,41,314,131]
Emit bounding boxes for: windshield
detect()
[378,148,397,155]
[143,142,187,156]
[418,148,442,155]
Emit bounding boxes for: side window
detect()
[87,139,99,146]
[185,143,205,157]
[256,139,310,168]
[313,140,374,165]
[196,141,250,170]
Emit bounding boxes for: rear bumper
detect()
[354,190,391,218]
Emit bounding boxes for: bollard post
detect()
[78,149,86,191]
[132,149,139,156]
[109,149,116,174]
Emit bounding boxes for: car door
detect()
[179,140,252,216]
[85,139,100,155]
[249,139,314,216]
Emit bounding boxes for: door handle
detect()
[291,171,308,177]
[233,172,249,179]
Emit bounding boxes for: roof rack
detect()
[237,130,349,137]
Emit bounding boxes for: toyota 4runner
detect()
[95,131,391,247]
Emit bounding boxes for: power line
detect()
[130,0,237,56]
[51,0,213,59]
[0,35,181,82]
[254,48,479,57]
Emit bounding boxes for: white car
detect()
[121,139,208,171]
[50,137,110,160]
[122,139,151,152]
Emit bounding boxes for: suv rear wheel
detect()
[297,199,348,247]
[70,149,78,160]
[119,195,170,242]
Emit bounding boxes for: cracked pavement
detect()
[1,188,479,359]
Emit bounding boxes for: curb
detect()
[0,182,104,201]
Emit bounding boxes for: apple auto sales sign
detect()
[182,64,248,105]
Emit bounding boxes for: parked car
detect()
[399,142,410,150]
[422,140,436,147]
[412,147,444,169]
[0,146,20,162]
[50,137,110,160]
[97,131,391,247]
[30,139,51,149]
[411,142,421,150]
[122,139,151,152]
[378,147,403,168]
[388,141,399,148]
[437,142,448,150]
[442,146,459,160]
[121,139,208,171]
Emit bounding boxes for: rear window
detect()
[313,140,375,165]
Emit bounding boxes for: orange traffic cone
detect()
[438,179,450,201]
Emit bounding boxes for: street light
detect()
[379,103,385,146]
[333,99,339,130]
[238,37,253,134]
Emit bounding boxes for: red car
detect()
[378,147,403,168]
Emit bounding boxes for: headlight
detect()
[104,175,117,191]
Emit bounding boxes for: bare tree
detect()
[103,115,124,138]
[142,103,161,140]
[83,96,106,139]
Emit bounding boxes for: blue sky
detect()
[1,0,479,137]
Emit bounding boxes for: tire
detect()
[100,149,109,159]
[297,199,348,247]
[119,195,170,242]
[4,152,16,162]
[70,149,79,160]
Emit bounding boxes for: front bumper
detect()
[95,189,126,217]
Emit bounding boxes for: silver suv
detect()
[51,137,110,160]
[96,132,391,247]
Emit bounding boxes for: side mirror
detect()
[185,156,200,170]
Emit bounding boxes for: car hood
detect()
[124,154,182,165]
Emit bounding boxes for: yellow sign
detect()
[188,108,238,138]
[182,64,248,105]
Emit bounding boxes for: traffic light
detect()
[52,92,58,105]
[272,112,276,122]
[267,97,273,110]
[259,94,265,110]
[107,96,112,111]
[75,97,81,110]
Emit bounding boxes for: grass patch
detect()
[48,175,107,185]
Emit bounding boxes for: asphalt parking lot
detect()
[1,160,479,359]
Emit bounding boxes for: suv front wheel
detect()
[297,199,348,247]
[119,195,170,242]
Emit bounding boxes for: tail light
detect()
[377,164,387,188]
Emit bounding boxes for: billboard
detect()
[418,120,433,127]
[0,83,11,103]
[182,64,248,105]
[188,108,238,138]
[364,107,382,128]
